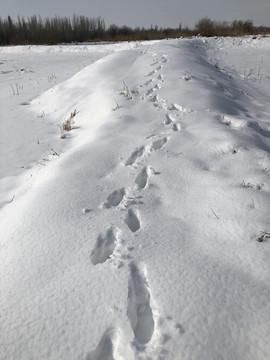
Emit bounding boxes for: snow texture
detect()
[1,36,270,360]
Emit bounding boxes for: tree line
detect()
[0,15,105,45]
[0,15,269,45]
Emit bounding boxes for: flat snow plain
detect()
[0,36,270,360]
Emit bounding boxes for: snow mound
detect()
[1,37,270,360]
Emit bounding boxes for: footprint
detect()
[146,88,155,96]
[147,84,161,97]
[102,188,126,208]
[87,327,134,360]
[146,69,156,77]
[151,95,167,109]
[151,94,159,103]
[172,122,181,132]
[83,208,92,214]
[151,137,168,151]
[164,114,174,125]
[1,70,13,74]
[135,166,150,189]
[125,209,140,232]
[90,228,118,265]
[87,328,115,360]
[154,316,185,357]
[144,79,153,86]
[168,103,190,113]
[161,56,168,63]
[219,114,245,128]
[125,146,145,166]
[127,262,154,345]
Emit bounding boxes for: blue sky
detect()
[1,0,270,28]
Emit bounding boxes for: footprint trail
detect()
[151,137,168,151]
[102,188,126,208]
[125,146,145,166]
[127,262,154,346]
[125,209,141,233]
[90,228,118,265]
[135,166,150,189]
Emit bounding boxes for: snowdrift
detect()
[1,37,270,360]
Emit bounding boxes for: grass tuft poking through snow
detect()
[61,109,78,138]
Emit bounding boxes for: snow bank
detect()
[1,37,270,360]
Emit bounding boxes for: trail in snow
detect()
[0,37,270,360]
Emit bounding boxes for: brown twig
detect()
[48,144,60,157]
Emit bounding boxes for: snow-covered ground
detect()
[0,36,270,360]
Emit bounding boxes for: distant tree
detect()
[232,19,254,35]
[107,24,119,39]
[195,17,215,36]
[243,20,253,33]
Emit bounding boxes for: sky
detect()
[1,0,270,29]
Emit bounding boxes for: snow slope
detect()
[0,37,270,360]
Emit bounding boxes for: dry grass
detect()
[62,118,72,131]
[61,109,77,138]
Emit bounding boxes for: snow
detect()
[0,36,270,360]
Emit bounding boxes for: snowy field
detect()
[0,36,270,360]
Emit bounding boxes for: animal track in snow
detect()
[1,70,13,74]
[144,79,153,86]
[146,88,155,96]
[219,114,245,128]
[164,114,174,125]
[90,228,118,265]
[150,94,167,110]
[146,69,157,77]
[155,316,185,356]
[164,114,181,131]
[146,84,161,96]
[172,122,181,132]
[135,166,151,189]
[127,262,154,345]
[161,56,168,63]
[146,66,162,78]
[168,103,191,113]
[125,146,145,166]
[220,114,269,137]
[151,94,159,103]
[125,209,141,232]
[102,188,126,208]
[87,328,115,359]
[87,327,133,360]
[151,137,168,151]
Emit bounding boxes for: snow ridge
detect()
[1,37,270,360]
